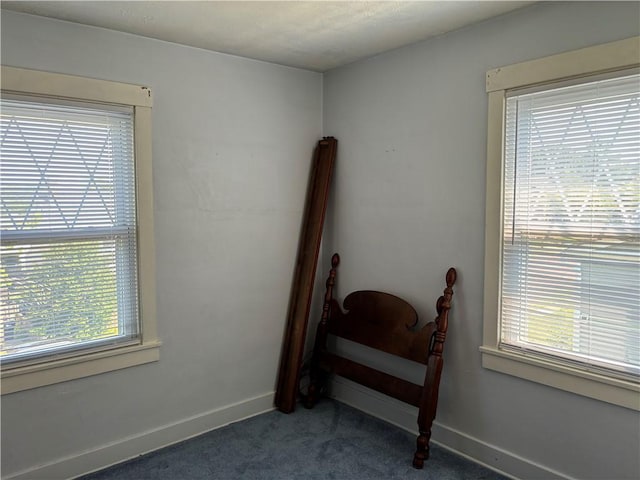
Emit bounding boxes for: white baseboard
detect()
[329,377,575,480]
[4,391,276,480]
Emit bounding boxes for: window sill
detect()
[480,346,639,411]
[1,341,161,395]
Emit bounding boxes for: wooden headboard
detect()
[304,253,456,469]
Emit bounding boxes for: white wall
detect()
[322,2,639,480]
[0,11,322,479]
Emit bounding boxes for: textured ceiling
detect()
[2,1,534,71]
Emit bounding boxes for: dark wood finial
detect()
[446,268,457,287]
[331,253,340,268]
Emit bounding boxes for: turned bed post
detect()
[305,253,340,408]
[413,267,457,469]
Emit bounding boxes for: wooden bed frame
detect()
[304,253,456,469]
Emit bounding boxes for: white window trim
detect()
[1,66,160,394]
[482,37,640,411]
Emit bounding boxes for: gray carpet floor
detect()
[79,399,509,480]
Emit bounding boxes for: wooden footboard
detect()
[305,253,456,469]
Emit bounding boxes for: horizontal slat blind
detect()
[1,98,139,364]
[501,73,640,378]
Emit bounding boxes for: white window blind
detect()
[501,72,640,379]
[1,97,139,365]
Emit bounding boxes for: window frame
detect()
[481,37,640,411]
[1,66,159,394]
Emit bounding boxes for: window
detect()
[482,37,640,410]
[0,67,159,394]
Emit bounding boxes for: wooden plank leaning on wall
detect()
[275,137,338,413]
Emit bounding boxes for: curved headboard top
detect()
[343,290,418,330]
[327,290,434,364]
